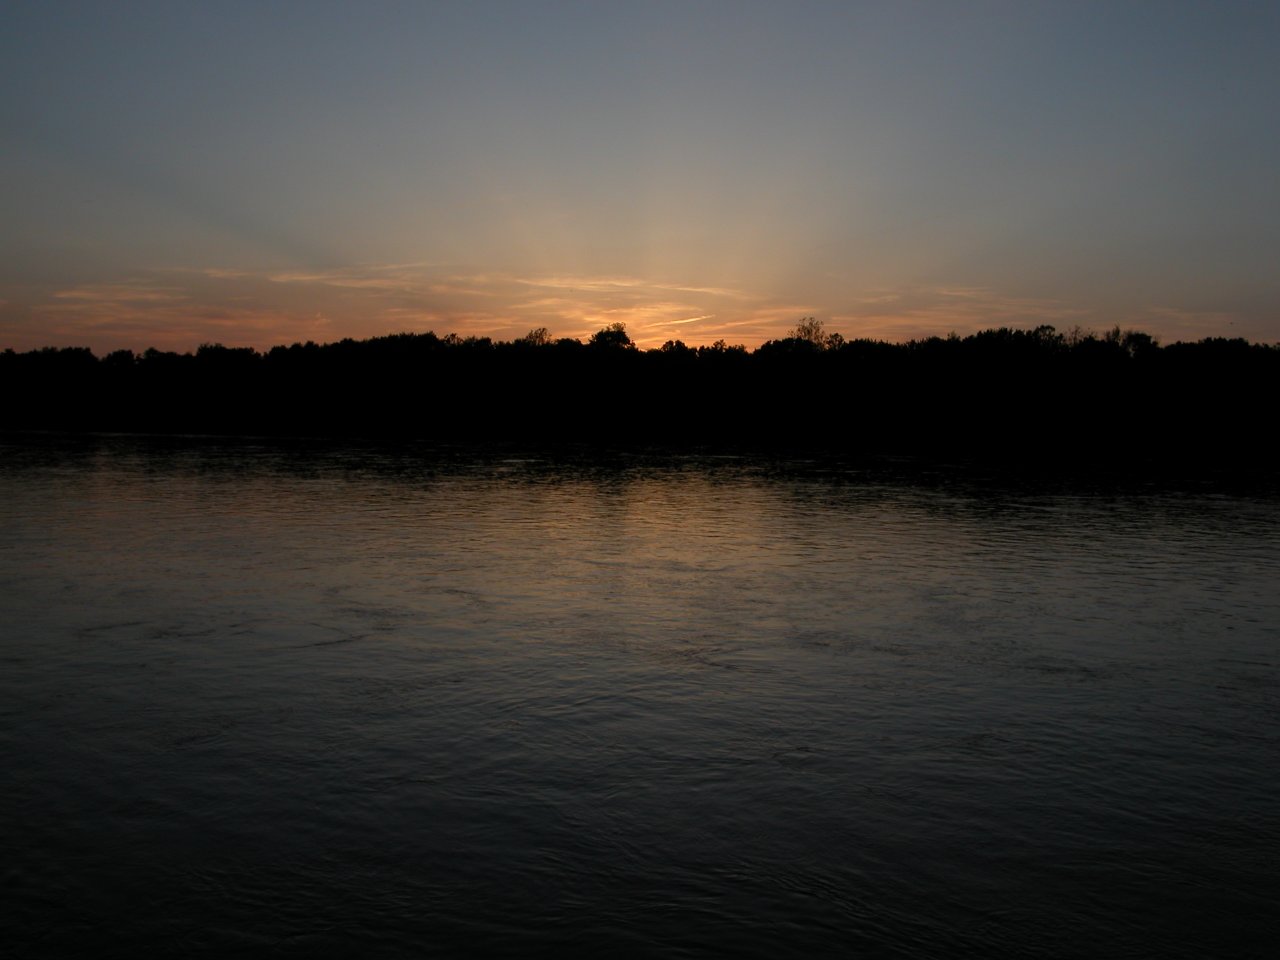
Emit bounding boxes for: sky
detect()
[3,0,1278,353]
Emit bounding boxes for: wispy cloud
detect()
[511,274,752,300]
[829,285,1094,342]
[514,275,648,291]
[655,314,715,326]
[53,282,187,303]
[1132,305,1259,343]
[199,268,253,280]
[266,266,419,291]
[6,262,1254,355]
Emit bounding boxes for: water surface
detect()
[3,437,1278,957]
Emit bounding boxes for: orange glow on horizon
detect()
[1,263,1263,356]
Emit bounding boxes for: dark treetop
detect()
[4,323,1278,473]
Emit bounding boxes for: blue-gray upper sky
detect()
[3,0,1277,351]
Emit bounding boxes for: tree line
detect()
[3,320,1277,469]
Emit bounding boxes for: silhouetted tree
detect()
[1121,329,1158,358]
[779,317,844,352]
[791,317,827,346]
[520,327,552,346]
[588,322,634,350]
[3,324,1277,470]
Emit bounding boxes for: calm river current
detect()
[2,436,1278,958]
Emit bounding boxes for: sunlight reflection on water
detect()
[2,437,1278,957]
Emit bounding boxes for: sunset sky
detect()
[3,1,1278,353]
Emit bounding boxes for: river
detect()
[2,436,1277,957]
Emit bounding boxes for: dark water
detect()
[3,437,1278,958]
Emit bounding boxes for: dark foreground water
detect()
[2,437,1278,958]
